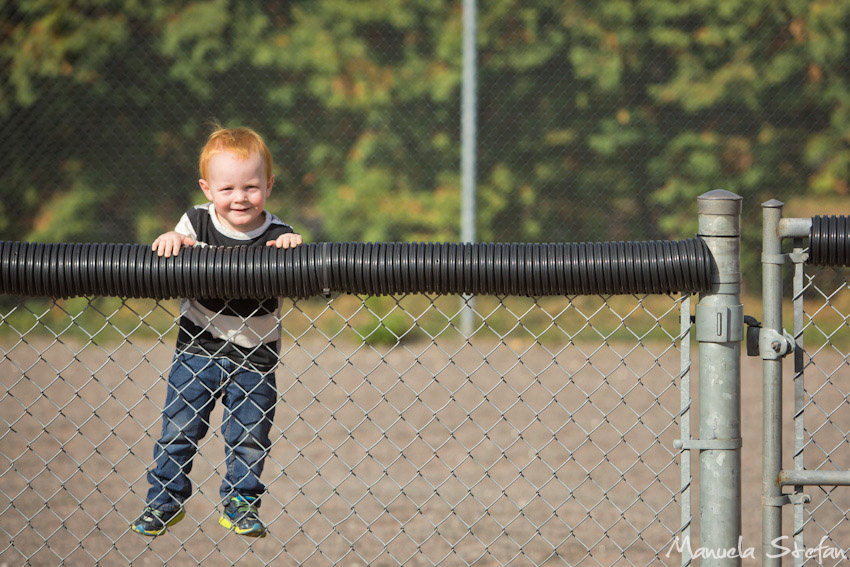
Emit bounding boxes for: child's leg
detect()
[145,353,221,510]
[219,361,277,503]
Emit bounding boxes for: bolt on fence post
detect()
[696,190,743,566]
[760,199,784,567]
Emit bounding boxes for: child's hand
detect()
[267,233,303,249]
[152,232,195,257]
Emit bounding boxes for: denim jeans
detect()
[145,352,276,511]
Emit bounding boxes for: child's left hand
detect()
[266,233,303,249]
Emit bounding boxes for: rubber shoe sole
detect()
[218,514,267,538]
[131,508,186,537]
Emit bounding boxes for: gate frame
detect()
[761,204,850,567]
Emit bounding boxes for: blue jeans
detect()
[145,352,277,511]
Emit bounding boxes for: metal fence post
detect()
[459,0,478,337]
[696,190,743,566]
[760,200,786,567]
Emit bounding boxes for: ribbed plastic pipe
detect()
[809,215,850,267]
[0,239,712,299]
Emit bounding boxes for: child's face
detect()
[199,150,274,233]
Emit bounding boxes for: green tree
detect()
[2,0,849,291]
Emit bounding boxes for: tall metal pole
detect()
[460,0,477,337]
[696,190,743,567]
[761,199,784,567]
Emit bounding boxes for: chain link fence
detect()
[5,1,848,274]
[791,256,850,567]
[9,1,850,564]
[0,292,689,566]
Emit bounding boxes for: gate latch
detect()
[745,316,761,357]
[745,316,795,359]
[760,328,795,359]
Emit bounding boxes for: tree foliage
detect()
[2,0,848,283]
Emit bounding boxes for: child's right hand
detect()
[152,232,195,257]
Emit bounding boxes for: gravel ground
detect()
[0,334,846,567]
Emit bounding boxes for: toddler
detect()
[131,126,302,538]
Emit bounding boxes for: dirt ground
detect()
[0,334,846,567]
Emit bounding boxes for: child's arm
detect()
[266,233,303,249]
[152,231,196,257]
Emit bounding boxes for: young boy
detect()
[131,126,302,538]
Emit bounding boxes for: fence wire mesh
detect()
[792,256,850,567]
[7,0,844,274]
[0,293,687,566]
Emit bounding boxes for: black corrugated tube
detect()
[0,239,712,299]
[810,215,850,267]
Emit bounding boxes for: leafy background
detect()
[2,0,850,289]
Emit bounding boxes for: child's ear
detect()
[199,179,213,201]
[266,175,275,196]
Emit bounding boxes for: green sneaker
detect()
[131,506,185,536]
[218,496,267,538]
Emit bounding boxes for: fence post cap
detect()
[699,189,742,201]
[698,190,742,215]
[762,199,784,209]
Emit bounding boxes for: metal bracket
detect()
[787,250,809,264]
[695,304,744,343]
[763,495,788,507]
[674,438,742,451]
[759,327,795,360]
[761,253,787,265]
[745,315,795,360]
[789,493,811,505]
[763,493,811,507]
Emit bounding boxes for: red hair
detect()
[199,125,273,181]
